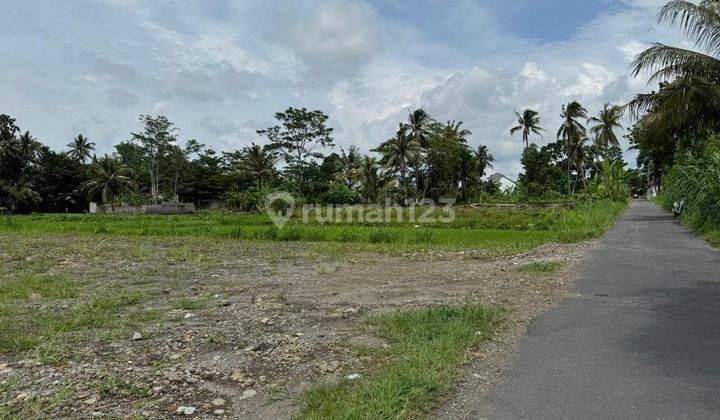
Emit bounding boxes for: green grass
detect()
[171,296,209,311]
[517,261,565,274]
[655,151,720,247]
[0,273,78,302]
[0,377,73,419]
[0,201,627,253]
[0,290,151,358]
[297,304,506,419]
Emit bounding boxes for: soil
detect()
[0,235,593,419]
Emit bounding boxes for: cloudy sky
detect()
[2,0,684,177]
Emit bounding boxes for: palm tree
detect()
[510,109,544,148]
[445,120,472,143]
[238,143,276,190]
[475,145,496,178]
[82,155,135,205]
[590,104,624,157]
[565,137,591,194]
[0,181,41,213]
[0,137,18,159]
[67,134,96,163]
[17,131,39,162]
[628,1,720,129]
[374,123,421,192]
[557,101,589,142]
[359,155,393,204]
[339,145,362,189]
[557,101,589,194]
[407,109,432,147]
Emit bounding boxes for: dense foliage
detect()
[626,1,720,240]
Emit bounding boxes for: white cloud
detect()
[0,0,687,177]
[560,63,618,97]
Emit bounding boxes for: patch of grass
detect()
[171,296,208,311]
[517,261,564,274]
[0,291,148,355]
[0,273,78,303]
[0,377,73,419]
[90,373,151,399]
[297,304,505,419]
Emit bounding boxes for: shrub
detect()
[661,151,720,234]
[368,228,400,244]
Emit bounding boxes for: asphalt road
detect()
[474,200,720,419]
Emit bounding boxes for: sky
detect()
[1,0,685,178]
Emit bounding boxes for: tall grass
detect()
[0,201,625,252]
[660,151,720,245]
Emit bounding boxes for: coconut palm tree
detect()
[0,181,41,214]
[82,155,135,205]
[407,109,432,147]
[17,131,39,162]
[590,104,624,156]
[628,0,720,129]
[374,123,421,192]
[237,143,276,191]
[565,137,591,194]
[339,145,362,189]
[0,137,18,159]
[67,134,96,163]
[359,155,393,204]
[510,109,544,148]
[475,145,496,178]
[557,101,589,142]
[557,101,589,194]
[445,120,472,144]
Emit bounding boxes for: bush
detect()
[322,184,359,205]
[660,151,720,234]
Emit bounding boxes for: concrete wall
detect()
[90,202,196,214]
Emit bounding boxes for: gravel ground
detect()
[0,234,593,419]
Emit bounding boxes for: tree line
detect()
[622,0,720,234]
[0,109,503,213]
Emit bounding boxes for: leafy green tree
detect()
[66,134,95,163]
[257,107,334,192]
[130,115,178,203]
[83,155,135,205]
[517,142,568,197]
[510,109,544,148]
[0,114,20,159]
[29,149,86,212]
[588,158,629,200]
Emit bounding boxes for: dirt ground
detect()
[0,234,592,419]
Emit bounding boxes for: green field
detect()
[0,201,627,254]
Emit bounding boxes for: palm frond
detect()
[658,0,720,55]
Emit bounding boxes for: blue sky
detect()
[1,0,679,177]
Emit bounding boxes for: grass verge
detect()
[297,304,505,419]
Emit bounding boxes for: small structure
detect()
[89,202,196,214]
[488,173,517,192]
